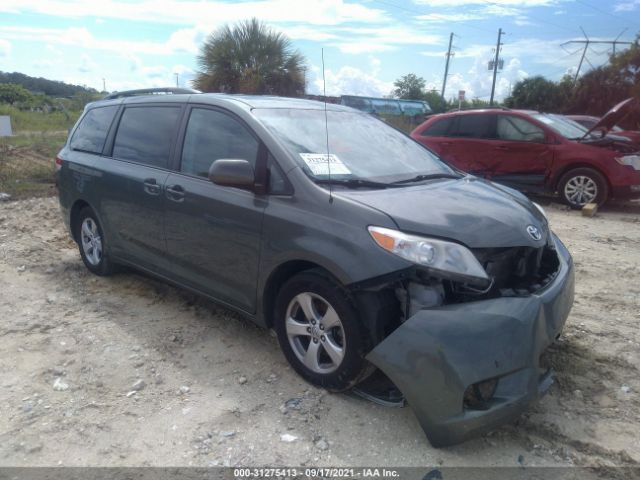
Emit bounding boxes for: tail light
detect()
[55,156,63,172]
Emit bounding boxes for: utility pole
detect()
[561,27,634,84]
[489,28,503,106]
[102,78,106,92]
[174,73,179,88]
[441,32,455,101]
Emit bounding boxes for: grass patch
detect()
[0,133,67,200]
[0,105,81,133]
[378,114,423,134]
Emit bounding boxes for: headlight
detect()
[533,202,548,223]
[616,155,640,170]
[368,226,489,285]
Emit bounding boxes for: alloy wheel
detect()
[564,175,598,206]
[285,292,346,374]
[80,217,102,266]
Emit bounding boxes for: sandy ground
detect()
[0,196,638,470]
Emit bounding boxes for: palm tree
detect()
[194,18,306,97]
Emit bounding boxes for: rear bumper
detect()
[366,233,574,447]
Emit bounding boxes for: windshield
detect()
[254,108,454,183]
[532,113,592,140]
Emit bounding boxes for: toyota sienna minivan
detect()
[56,88,574,447]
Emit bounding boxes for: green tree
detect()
[504,76,562,112]
[423,90,446,113]
[0,83,34,104]
[569,39,640,115]
[194,18,306,96]
[393,74,426,100]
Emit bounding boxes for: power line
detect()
[574,0,640,30]
[478,0,579,34]
[561,27,635,83]
[371,0,496,34]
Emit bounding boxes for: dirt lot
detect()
[0,194,639,470]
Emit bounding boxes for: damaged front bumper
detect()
[366,233,574,448]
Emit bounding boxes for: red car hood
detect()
[583,97,640,139]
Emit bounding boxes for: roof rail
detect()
[445,106,511,112]
[103,87,200,100]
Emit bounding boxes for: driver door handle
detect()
[143,178,161,195]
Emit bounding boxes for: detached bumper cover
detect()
[366,234,574,447]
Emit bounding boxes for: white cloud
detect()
[614,0,640,11]
[0,39,11,57]
[332,26,443,54]
[0,0,388,26]
[441,56,528,101]
[78,53,97,73]
[413,0,558,5]
[307,62,393,97]
[166,27,206,54]
[0,25,202,56]
[417,12,485,22]
[283,26,339,42]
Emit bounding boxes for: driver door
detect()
[487,114,555,192]
[163,106,267,313]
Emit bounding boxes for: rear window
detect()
[453,114,495,138]
[113,106,181,168]
[70,106,118,154]
[421,117,453,136]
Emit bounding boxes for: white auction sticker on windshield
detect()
[299,153,351,176]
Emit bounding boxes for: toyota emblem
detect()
[527,225,542,241]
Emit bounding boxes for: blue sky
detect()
[1,0,639,101]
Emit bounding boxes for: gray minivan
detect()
[56,88,574,447]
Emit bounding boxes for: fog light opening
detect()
[464,378,498,410]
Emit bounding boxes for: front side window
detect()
[113,106,181,168]
[532,113,590,140]
[70,106,118,154]
[497,115,545,142]
[181,108,259,178]
[254,108,454,183]
[453,114,495,139]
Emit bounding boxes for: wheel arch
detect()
[261,260,338,329]
[552,162,612,194]
[69,199,92,243]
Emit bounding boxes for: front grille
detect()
[473,244,560,296]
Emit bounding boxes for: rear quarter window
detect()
[70,106,119,154]
[112,106,181,168]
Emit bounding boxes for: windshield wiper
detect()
[315,178,397,189]
[391,173,461,184]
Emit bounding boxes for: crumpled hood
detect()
[583,97,640,139]
[336,176,548,248]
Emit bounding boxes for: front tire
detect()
[75,207,115,276]
[274,271,374,391]
[558,167,608,209]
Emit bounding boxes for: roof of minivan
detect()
[88,93,354,112]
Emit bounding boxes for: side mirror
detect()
[208,159,255,190]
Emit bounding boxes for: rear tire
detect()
[558,167,608,209]
[75,207,115,276]
[274,270,374,391]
